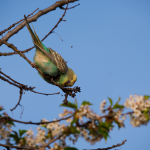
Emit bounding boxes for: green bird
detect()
[24,16,77,87]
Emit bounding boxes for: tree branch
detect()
[40,135,62,148]
[0,0,78,46]
[0,143,34,150]
[0,0,74,56]
[84,139,127,150]
[0,114,73,125]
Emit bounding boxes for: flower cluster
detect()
[75,105,103,144]
[114,109,125,128]
[0,106,12,141]
[100,100,106,115]
[77,105,101,121]
[100,99,125,128]
[24,104,105,148]
[2,95,150,149]
[124,94,150,127]
[0,123,12,140]
[24,121,66,148]
[24,111,71,149]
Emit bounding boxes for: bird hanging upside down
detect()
[24,15,77,87]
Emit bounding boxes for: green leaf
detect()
[12,131,19,138]
[64,147,78,150]
[108,97,113,106]
[116,96,121,104]
[75,98,78,109]
[10,131,19,142]
[19,130,27,137]
[114,120,121,129]
[144,95,150,100]
[69,126,80,134]
[6,120,15,126]
[81,101,92,106]
[98,122,113,141]
[99,122,113,132]
[71,118,78,126]
[113,103,124,109]
[10,134,18,140]
[0,108,4,111]
[98,129,109,141]
[60,102,77,109]
[143,111,149,121]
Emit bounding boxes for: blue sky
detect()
[0,0,150,149]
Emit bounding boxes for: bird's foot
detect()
[31,63,37,68]
[63,99,68,105]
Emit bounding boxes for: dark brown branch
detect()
[0,68,59,96]
[0,75,21,88]
[0,68,60,111]
[0,39,45,77]
[0,39,33,65]
[0,0,78,46]
[0,70,59,96]
[0,8,39,36]
[0,46,35,56]
[84,140,127,150]
[0,143,26,150]
[0,69,25,85]
[0,114,73,125]
[0,1,77,57]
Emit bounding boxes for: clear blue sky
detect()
[0,0,150,149]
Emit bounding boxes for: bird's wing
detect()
[48,48,68,74]
[34,43,68,73]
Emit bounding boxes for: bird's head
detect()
[59,68,77,87]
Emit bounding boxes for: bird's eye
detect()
[67,80,70,83]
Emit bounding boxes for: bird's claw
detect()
[63,99,68,105]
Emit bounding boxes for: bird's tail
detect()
[24,15,43,49]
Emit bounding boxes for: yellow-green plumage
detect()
[24,15,77,87]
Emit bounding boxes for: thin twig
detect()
[0,143,36,150]
[0,8,39,36]
[59,3,80,10]
[31,90,60,96]
[0,69,25,85]
[0,75,20,88]
[53,31,63,41]
[41,0,69,42]
[84,140,127,150]
[41,135,62,148]
[10,88,23,111]
[0,114,73,125]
